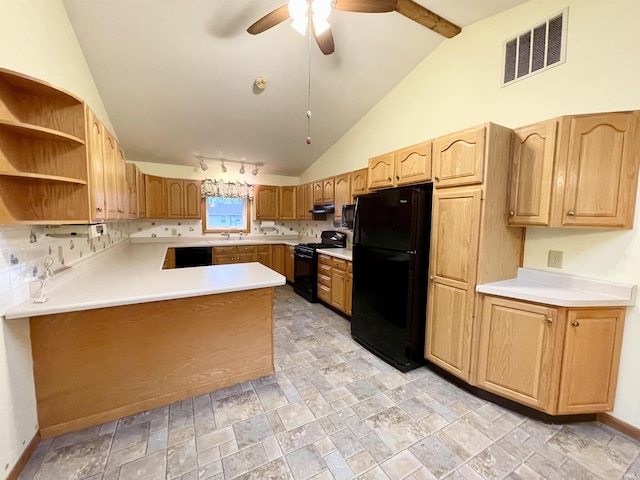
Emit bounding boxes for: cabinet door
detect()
[323,178,334,203]
[433,126,485,188]
[560,112,639,228]
[166,179,184,218]
[350,168,368,200]
[296,186,306,220]
[102,129,119,219]
[345,268,353,316]
[477,297,559,411]
[508,121,557,226]
[145,175,166,218]
[368,152,395,190]
[125,163,139,219]
[184,180,201,219]
[425,188,482,381]
[305,184,314,219]
[115,143,127,218]
[255,185,279,220]
[257,250,272,269]
[331,268,346,311]
[557,309,625,414]
[285,246,295,282]
[279,186,296,220]
[86,109,105,222]
[137,170,146,218]
[395,141,432,186]
[333,174,351,224]
[313,182,323,204]
[272,245,285,276]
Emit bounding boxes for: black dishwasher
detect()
[174,247,212,268]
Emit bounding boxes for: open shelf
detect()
[0,119,85,145]
[0,68,83,104]
[0,171,87,185]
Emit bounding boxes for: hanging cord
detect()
[306,13,312,145]
[34,256,55,304]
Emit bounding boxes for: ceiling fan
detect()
[247,0,462,55]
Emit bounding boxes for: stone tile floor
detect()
[19,286,640,480]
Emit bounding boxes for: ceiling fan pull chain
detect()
[306,17,312,145]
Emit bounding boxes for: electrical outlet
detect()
[548,250,563,268]
[171,228,178,236]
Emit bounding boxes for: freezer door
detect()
[354,187,419,251]
[351,246,414,367]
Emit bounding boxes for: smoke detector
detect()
[255,76,268,90]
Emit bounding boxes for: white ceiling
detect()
[63,0,527,176]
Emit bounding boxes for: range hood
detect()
[309,203,335,215]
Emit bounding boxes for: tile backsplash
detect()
[0,222,128,313]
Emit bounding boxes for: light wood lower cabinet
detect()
[212,245,257,265]
[476,296,625,415]
[317,254,352,315]
[163,248,176,269]
[285,246,295,283]
[257,245,272,269]
[272,245,285,276]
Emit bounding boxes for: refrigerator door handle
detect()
[406,250,417,254]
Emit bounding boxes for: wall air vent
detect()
[502,8,568,86]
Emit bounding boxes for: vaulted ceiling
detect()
[63,0,528,176]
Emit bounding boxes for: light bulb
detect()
[289,0,308,35]
[312,17,330,35]
[291,17,308,35]
[252,165,259,176]
[221,161,227,173]
[312,0,331,22]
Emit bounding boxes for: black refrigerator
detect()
[351,184,432,372]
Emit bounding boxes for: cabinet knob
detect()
[571,321,580,327]
[396,176,400,180]
[118,209,124,213]
[429,275,434,280]
[434,176,440,181]
[546,317,553,323]
[567,211,576,216]
[509,210,515,216]
[96,207,103,212]
[388,177,392,181]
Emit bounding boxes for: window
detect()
[203,196,250,232]
[502,8,568,86]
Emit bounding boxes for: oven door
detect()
[293,250,317,302]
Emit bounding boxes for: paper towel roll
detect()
[260,221,276,230]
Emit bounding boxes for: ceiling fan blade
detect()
[394,0,461,38]
[334,0,397,13]
[247,5,290,35]
[312,25,335,55]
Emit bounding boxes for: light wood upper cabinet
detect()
[425,123,522,383]
[116,143,127,218]
[323,178,334,203]
[557,308,625,414]
[508,120,558,226]
[313,181,323,204]
[368,141,432,190]
[102,128,119,220]
[476,297,559,412]
[144,175,166,218]
[433,126,485,188]
[395,141,432,186]
[125,163,139,219]
[166,179,201,219]
[279,186,296,220]
[508,111,640,229]
[295,186,306,220]
[350,168,368,200]
[86,108,105,222]
[368,152,395,190]
[254,185,278,220]
[137,169,146,218]
[333,174,351,225]
[477,296,625,415]
[304,183,313,220]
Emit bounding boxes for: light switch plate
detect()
[548,250,563,268]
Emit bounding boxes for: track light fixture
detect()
[195,155,263,175]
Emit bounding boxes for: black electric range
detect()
[293,230,347,302]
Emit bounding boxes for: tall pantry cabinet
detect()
[425,123,523,382]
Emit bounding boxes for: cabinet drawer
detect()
[347,261,352,274]
[237,245,257,254]
[213,255,235,265]
[213,246,235,255]
[318,254,331,265]
[318,264,332,276]
[318,273,332,287]
[257,245,271,253]
[317,284,331,302]
[332,258,347,270]
[236,253,257,263]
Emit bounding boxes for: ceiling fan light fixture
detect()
[239,162,245,174]
[291,17,308,35]
[312,17,330,35]
[288,0,308,35]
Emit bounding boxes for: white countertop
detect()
[5,242,286,320]
[318,248,353,261]
[130,237,301,247]
[476,268,637,307]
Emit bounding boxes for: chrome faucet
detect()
[221,232,231,240]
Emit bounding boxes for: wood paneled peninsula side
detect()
[4,242,285,438]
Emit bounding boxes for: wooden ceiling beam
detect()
[395,0,462,39]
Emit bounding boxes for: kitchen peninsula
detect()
[4,242,286,438]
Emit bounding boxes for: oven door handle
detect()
[294,252,315,260]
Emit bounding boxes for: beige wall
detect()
[0,0,119,474]
[301,0,640,428]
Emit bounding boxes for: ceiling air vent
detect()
[502,8,568,86]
